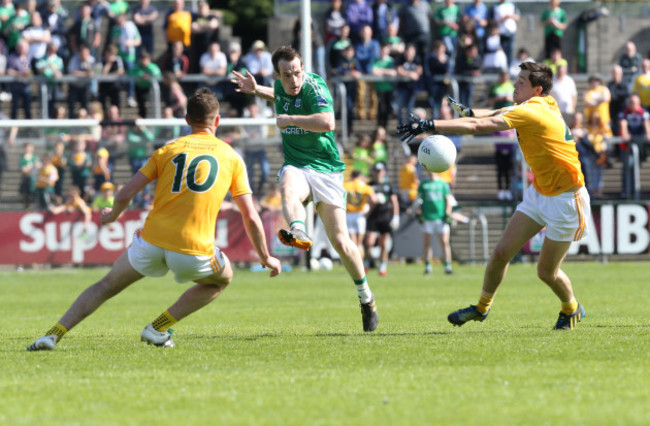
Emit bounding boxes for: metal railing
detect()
[467,210,489,265]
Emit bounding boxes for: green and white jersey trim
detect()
[274,72,345,173]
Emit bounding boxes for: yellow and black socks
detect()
[151,310,177,332]
[45,323,68,342]
[561,297,579,314]
[477,290,495,314]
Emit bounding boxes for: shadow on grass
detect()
[184,330,453,341]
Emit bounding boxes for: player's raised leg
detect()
[277,166,313,250]
[27,251,144,351]
[448,211,543,326]
[537,238,585,330]
[317,202,378,332]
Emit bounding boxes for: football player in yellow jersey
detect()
[343,170,377,255]
[28,89,282,351]
[398,62,590,330]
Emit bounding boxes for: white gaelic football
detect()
[319,257,334,271]
[417,135,457,173]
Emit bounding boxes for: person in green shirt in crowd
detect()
[92,181,115,211]
[126,119,155,207]
[0,0,16,31]
[232,45,379,332]
[371,126,389,165]
[371,43,396,128]
[112,13,141,106]
[19,142,40,210]
[129,51,161,118]
[352,133,372,177]
[3,1,29,51]
[416,170,453,275]
[35,42,64,118]
[434,0,461,70]
[540,0,567,60]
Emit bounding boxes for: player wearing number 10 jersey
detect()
[27,89,282,351]
[140,132,250,256]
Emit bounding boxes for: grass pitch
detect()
[2,262,649,425]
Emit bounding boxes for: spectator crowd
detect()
[1,0,650,214]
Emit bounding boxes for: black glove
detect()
[446,95,474,118]
[396,113,435,144]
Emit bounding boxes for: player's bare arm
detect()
[276,111,335,132]
[234,193,282,277]
[231,69,275,102]
[434,115,510,135]
[100,172,150,225]
[469,108,504,118]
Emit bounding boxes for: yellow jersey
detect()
[66,194,89,213]
[166,10,192,46]
[344,179,375,214]
[500,96,584,196]
[399,163,418,202]
[632,73,650,108]
[437,163,456,186]
[36,164,58,189]
[584,85,612,136]
[139,132,251,256]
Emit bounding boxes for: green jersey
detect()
[418,178,450,221]
[274,72,344,173]
[488,81,515,109]
[372,56,395,92]
[541,8,566,37]
[129,62,161,89]
[434,4,461,37]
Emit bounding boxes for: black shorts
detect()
[367,216,391,234]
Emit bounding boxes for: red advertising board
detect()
[0,209,294,265]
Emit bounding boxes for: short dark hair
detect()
[272,45,302,74]
[519,61,553,96]
[186,88,220,124]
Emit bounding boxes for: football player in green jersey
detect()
[232,45,379,331]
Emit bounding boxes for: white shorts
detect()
[347,212,367,234]
[516,185,590,242]
[279,165,346,209]
[127,230,228,283]
[421,219,450,235]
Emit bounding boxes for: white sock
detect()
[289,221,305,232]
[354,277,373,303]
[379,262,387,272]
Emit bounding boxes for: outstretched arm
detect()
[234,193,282,277]
[100,172,150,225]
[231,69,274,103]
[433,115,510,135]
[469,109,504,118]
